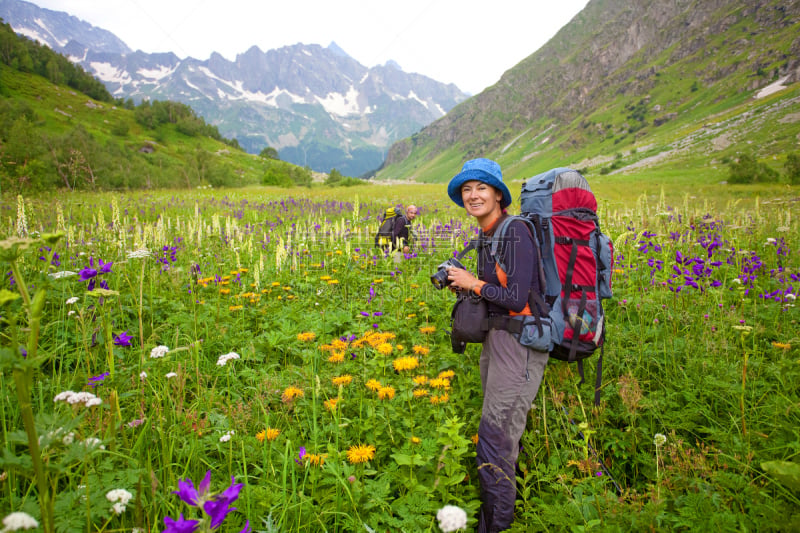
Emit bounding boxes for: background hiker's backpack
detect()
[519,167,614,405]
[374,206,404,248]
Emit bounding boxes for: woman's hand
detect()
[446,266,479,292]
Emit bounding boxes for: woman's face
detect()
[461,180,502,219]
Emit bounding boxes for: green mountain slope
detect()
[377,0,800,185]
[0,20,311,193]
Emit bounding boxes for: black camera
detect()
[430,258,466,290]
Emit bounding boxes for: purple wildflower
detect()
[174,471,212,507]
[88,372,109,388]
[113,331,133,347]
[163,514,201,533]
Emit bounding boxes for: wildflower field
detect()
[1,182,799,532]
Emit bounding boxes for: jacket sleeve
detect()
[479,220,535,313]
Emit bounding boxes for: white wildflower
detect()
[62,432,75,445]
[82,437,105,450]
[1,511,38,531]
[219,430,235,443]
[653,433,667,447]
[165,372,178,379]
[127,249,151,259]
[66,296,79,305]
[436,505,468,532]
[106,489,133,515]
[106,488,133,504]
[68,310,76,317]
[150,345,169,358]
[765,237,777,245]
[139,371,147,380]
[54,390,102,407]
[48,270,78,279]
[216,352,240,366]
[786,293,796,301]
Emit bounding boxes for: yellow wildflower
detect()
[413,345,430,355]
[281,386,304,402]
[378,386,396,400]
[332,374,353,386]
[419,325,436,334]
[392,356,419,372]
[255,430,266,443]
[328,351,345,363]
[320,275,332,281]
[219,288,231,295]
[365,379,382,391]
[327,279,339,285]
[413,389,429,398]
[346,444,376,464]
[430,393,449,404]
[438,370,456,380]
[324,398,339,411]
[271,281,280,286]
[305,453,327,466]
[265,428,280,441]
[471,434,479,445]
[228,305,243,311]
[297,332,316,342]
[411,436,421,445]
[407,314,416,319]
[412,375,428,386]
[429,377,451,389]
[376,343,393,356]
[772,341,791,350]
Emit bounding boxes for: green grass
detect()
[0,180,798,531]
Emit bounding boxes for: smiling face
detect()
[460,180,503,225]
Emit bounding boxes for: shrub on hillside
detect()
[785,152,800,185]
[727,153,779,184]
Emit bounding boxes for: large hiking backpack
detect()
[374,206,404,249]
[519,167,614,405]
[450,168,613,405]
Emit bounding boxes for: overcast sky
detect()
[27,0,590,95]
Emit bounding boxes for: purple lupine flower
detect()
[373,311,383,317]
[113,331,133,347]
[360,311,370,317]
[163,513,201,533]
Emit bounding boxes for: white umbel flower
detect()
[653,433,667,447]
[106,488,133,515]
[1,511,39,531]
[216,352,240,366]
[436,505,467,532]
[150,345,169,358]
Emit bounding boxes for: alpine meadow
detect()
[1,0,800,532]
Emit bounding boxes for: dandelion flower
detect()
[413,389,429,398]
[411,436,421,445]
[419,325,436,334]
[392,356,419,372]
[436,505,467,532]
[255,430,266,443]
[365,379,382,391]
[297,332,316,342]
[377,386,396,400]
[332,374,353,386]
[327,351,345,363]
[265,428,281,441]
[653,433,667,447]
[346,444,376,464]
[282,386,304,402]
[412,345,430,355]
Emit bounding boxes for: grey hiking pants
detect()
[476,328,548,533]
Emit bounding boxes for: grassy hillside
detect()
[0,20,316,193]
[377,0,800,187]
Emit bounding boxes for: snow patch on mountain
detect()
[90,61,131,85]
[315,86,363,116]
[138,64,179,81]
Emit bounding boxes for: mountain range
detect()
[0,0,468,177]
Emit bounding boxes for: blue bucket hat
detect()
[447,158,512,209]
